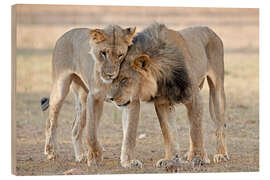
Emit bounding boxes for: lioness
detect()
[107,23,229,167]
[44,25,136,166]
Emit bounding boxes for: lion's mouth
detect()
[118,100,131,107]
[100,76,113,84]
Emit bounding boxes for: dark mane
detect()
[132,23,192,104]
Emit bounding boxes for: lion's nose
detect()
[106,72,115,79]
[106,95,114,101]
[107,74,113,78]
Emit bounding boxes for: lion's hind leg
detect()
[45,73,72,160]
[207,75,229,163]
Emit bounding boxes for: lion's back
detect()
[178,26,223,77]
[52,28,94,79]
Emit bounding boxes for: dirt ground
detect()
[14,5,259,175]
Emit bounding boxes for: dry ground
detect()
[14,5,259,175]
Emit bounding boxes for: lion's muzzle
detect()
[117,100,131,107]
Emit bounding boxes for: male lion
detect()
[107,23,229,167]
[43,25,136,166]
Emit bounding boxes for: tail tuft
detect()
[41,97,49,111]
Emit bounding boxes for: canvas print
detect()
[11,4,259,175]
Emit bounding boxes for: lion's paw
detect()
[87,150,103,167]
[121,159,143,168]
[156,159,170,168]
[75,153,86,163]
[44,144,57,160]
[213,153,229,163]
[47,153,57,160]
[183,152,210,167]
[156,154,181,168]
[191,156,210,167]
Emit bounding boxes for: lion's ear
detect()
[132,55,150,73]
[124,27,136,46]
[89,29,107,43]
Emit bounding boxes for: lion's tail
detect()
[41,97,49,111]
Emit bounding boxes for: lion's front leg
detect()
[184,92,210,166]
[120,100,143,168]
[154,100,180,168]
[86,93,104,167]
[71,91,87,162]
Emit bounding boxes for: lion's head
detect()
[89,25,136,84]
[107,23,193,107]
[107,54,158,107]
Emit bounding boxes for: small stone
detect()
[138,133,146,139]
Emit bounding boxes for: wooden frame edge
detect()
[11,4,17,176]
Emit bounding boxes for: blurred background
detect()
[15,5,259,175]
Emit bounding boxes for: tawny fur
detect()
[44,25,137,167]
[108,23,229,166]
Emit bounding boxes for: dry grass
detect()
[14,5,259,175]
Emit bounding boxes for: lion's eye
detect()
[100,51,107,58]
[120,77,128,84]
[118,54,124,59]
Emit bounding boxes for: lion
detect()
[106,23,229,167]
[43,25,137,167]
